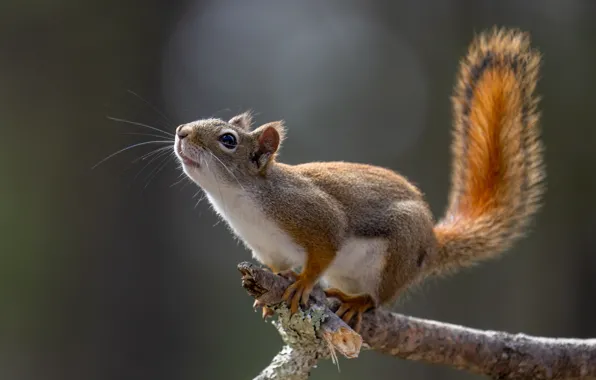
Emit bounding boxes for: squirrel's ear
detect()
[251,121,286,170]
[228,111,253,130]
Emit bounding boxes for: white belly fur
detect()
[323,238,387,300]
[201,180,386,299]
[204,185,306,270]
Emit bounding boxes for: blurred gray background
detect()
[2,1,596,379]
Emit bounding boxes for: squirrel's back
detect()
[282,161,432,236]
[292,162,422,202]
[431,28,545,275]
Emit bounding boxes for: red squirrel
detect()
[174,28,545,332]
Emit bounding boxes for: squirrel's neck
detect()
[199,161,298,237]
[198,160,294,203]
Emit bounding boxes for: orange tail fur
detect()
[431,28,545,275]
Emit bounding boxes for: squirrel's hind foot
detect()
[325,288,375,333]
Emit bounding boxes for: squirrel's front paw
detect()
[281,278,314,314]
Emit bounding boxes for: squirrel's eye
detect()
[219,133,237,149]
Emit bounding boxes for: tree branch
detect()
[238,262,596,379]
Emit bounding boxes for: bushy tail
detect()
[430,28,545,276]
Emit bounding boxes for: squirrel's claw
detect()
[325,288,375,333]
[261,306,275,319]
[282,278,313,314]
[253,299,275,319]
[335,303,369,333]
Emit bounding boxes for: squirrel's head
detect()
[174,111,286,188]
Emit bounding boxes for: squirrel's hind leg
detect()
[375,201,437,306]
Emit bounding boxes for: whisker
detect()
[107,116,174,137]
[133,145,173,163]
[126,89,174,125]
[92,140,173,169]
[170,175,189,188]
[133,148,173,182]
[170,171,192,189]
[194,191,207,208]
[144,151,175,188]
[179,179,192,191]
[123,132,175,140]
[141,155,170,189]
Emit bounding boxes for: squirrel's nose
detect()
[176,125,190,139]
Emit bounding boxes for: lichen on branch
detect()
[238,262,596,380]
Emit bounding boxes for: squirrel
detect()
[174,27,545,332]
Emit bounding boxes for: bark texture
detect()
[238,262,596,379]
